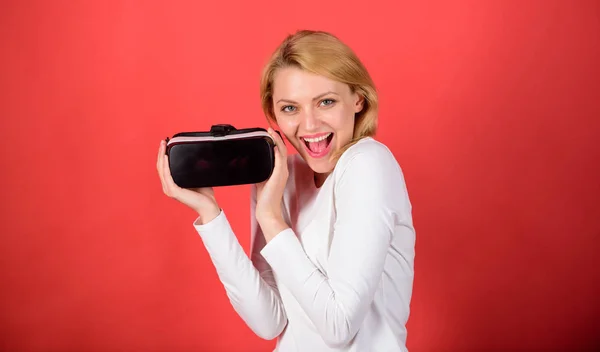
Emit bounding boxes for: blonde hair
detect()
[259,30,379,160]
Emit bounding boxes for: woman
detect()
[157,30,416,352]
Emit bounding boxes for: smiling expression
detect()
[271,66,364,178]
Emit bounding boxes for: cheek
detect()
[275,117,299,139]
[327,106,355,132]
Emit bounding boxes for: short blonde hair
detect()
[260,30,378,159]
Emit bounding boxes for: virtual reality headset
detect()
[165,124,281,188]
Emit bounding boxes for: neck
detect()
[314,172,330,188]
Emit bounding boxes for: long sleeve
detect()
[193,186,287,340]
[259,144,414,348]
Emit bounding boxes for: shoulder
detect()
[334,137,402,183]
[332,138,411,208]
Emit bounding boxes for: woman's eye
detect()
[320,99,336,106]
[281,105,296,112]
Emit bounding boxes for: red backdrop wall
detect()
[1,0,599,351]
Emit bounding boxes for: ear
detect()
[354,93,365,113]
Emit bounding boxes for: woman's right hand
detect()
[157,139,221,224]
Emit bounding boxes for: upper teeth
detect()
[303,133,331,143]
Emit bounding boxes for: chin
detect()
[305,158,335,174]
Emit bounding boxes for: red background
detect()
[1,0,599,351]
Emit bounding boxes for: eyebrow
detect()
[276,91,339,104]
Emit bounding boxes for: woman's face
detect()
[271,66,364,176]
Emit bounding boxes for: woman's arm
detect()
[258,144,415,348]
[157,138,287,340]
[193,185,287,340]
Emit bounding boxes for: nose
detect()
[301,107,321,132]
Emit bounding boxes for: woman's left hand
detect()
[255,128,290,241]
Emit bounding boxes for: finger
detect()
[271,146,289,180]
[255,181,265,195]
[267,129,285,171]
[163,157,207,211]
[162,154,177,197]
[269,128,287,159]
[162,154,183,197]
[268,128,283,148]
[157,140,165,172]
[157,141,168,194]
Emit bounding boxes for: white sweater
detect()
[193,137,416,351]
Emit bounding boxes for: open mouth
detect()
[301,133,334,158]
